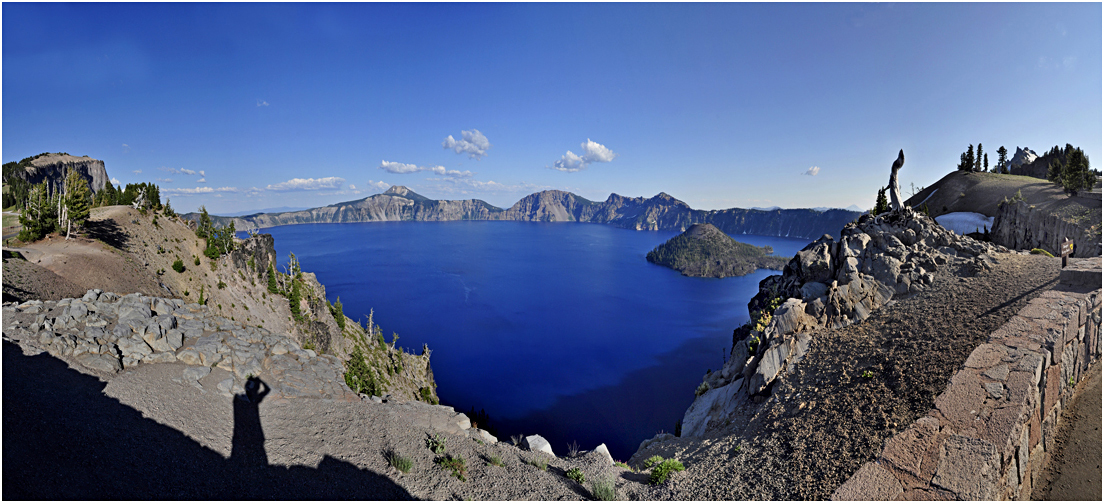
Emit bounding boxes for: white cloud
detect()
[132,170,142,174]
[366,180,391,192]
[349,184,357,190]
[159,167,199,176]
[804,166,821,176]
[180,168,196,175]
[442,129,491,160]
[162,187,215,195]
[257,100,269,107]
[199,170,205,177]
[379,160,421,174]
[110,177,120,185]
[379,160,471,178]
[197,178,207,183]
[551,139,617,172]
[265,177,346,191]
[157,177,173,183]
[121,143,130,153]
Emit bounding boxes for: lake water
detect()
[261,221,811,461]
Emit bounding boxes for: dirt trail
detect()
[1032,359,1102,501]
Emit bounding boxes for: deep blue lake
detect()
[261,221,811,461]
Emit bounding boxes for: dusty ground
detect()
[1032,359,1102,501]
[905,170,1101,225]
[628,253,1061,500]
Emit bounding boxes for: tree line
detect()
[956,142,1096,195]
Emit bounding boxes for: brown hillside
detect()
[906,170,1100,222]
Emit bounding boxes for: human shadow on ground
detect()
[2,341,414,500]
[83,218,129,250]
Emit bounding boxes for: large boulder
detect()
[523,435,555,457]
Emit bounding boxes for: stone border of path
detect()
[832,257,1102,500]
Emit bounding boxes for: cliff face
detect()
[195,186,863,241]
[991,199,1102,257]
[9,154,109,194]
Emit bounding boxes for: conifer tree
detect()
[17,181,57,242]
[873,187,889,215]
[964,144,975,172]
[1061,145,1093,195]
[996,146,1009,174]
[267,263,279,294]
[289,278,303,320]
[984,152,990,173]
[975,144,983,172]
[63,168,92,239]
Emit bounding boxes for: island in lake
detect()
[646,223,789,278]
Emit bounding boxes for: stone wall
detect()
[832,258,1102,500]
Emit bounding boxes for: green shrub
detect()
[426,434,447,455]
[695,381,709,397]
[526,457,548,471]
[194,255,201,266]
[566,467,585,484]
[419,386,438,405]
[217,280,227,289]
[172,259,185,273]
[1030,248,1055,257]
[591,478,617,501]
[643,455,664,470]
[649,458,685,485]
[387,451,413,473]
[436,455,467,482]
[861,370,875,379]
[613,461,631,469]
[344,348,379,396]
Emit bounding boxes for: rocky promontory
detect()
[4,153,110,194]
[646,223,788,278]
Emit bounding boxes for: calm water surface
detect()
[263,221,811,460]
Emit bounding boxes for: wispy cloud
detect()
[199,170,205,177]
[366,180,391,192]
[442,129,491,160]
[257,100,269,107]
[110,177,120,185]
[159,167,198,176]
[132,170,142,174]
[379,160,472,178]
[121,143,130,153]
[162,187,215,195]
[265,177,346,191]
[157,177,173,183]
[803,166,821,176]
[197,178,207,183]
[425,177,550,194]
[550,139,617,172]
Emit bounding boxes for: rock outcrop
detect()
[6,153,110,194]
[188,186,864,242]
[679,209,1007,438]
[991,199,1102,258]
[2,289,360,400]
[1009,146,1039,173]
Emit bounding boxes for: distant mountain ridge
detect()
[185,186,863,241]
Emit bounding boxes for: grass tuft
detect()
[386,450,413,473]
[591,478,617,501]
[648,458,685,485]
[436,455,467,482]
[566,467,585,484]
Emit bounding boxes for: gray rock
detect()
[524,435,555,457]
[116,337,153,359]
[176,348,202,366]
[75,353,122,373]
[183,366,211,382]
[217,378,234,394]
[750,340,790,395]
[165,329,184,351]
[454,413,471,431]
[144,352,177,364]
[471,428,498,444]
[592,443,614,464]
[234,357,263,379]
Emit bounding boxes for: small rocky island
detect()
[646,223,788,278]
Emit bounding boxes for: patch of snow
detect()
[935,212,995,235]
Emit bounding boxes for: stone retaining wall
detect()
[833,258,1101,500]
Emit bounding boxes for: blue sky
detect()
[4,2,1101,214]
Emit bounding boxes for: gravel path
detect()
[1032,359,1102,500]
[627,252,1059,500]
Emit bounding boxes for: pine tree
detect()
[1047,158,1063,183]
[267,263,279,294]
[873,187,889,215]
[289,278,303,321]
[996,146,1009,174]
[1061,145,1093,195]
[17,181,57,242]
[196,205,213,239]
[63,168,92,239]
[964,144,975,172]
[975,144,983,172]
[984,153,990,173]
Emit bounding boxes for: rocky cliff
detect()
[4,153,110,195]
[991,199,1102,258]
[679,209,1005,438]
[646,223,788,278]
[189,186,863,241]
